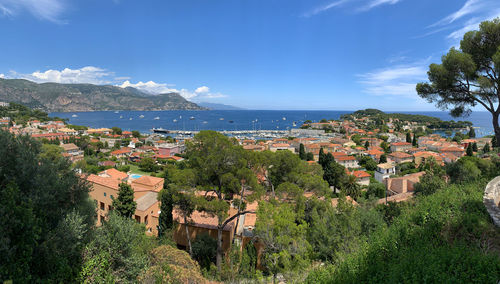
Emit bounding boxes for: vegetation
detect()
[417,18,500,147]
[113,183,137,218]
[0,102,65,125]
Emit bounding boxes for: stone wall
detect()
[484,176,500,227]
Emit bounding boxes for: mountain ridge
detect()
[0,78,206,112]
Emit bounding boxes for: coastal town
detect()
[1,102,496,258]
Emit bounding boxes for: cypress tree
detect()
[299,143,306,160]
[483,143,490,153]
[406,132,412,143]
[468,127,476,138]
[364,141,370,149]
[318,148,325,165]
[466,143,473,156]
[472,142,478,152]
[113,183,137,218]
[412,134,417,147]
[158,187,174,237]
[306,152,314,161]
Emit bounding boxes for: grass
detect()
[128,164,150,176]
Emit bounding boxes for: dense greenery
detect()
[0,102,65,125]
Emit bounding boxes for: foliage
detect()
[191,233,218,270]
[366,182,386,199]
[414,173,446,196]
[113,183,137,218]
[299,143,306,160]
[0,130,94,283]
[138,157,160,172]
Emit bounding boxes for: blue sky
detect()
[0,0,499,110]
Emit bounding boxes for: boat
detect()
[114,111,119,114]
[120,115,123,119]
[173,119,178,122]
[202,121,208,124]
[219,118,224,121]
[190,116,195,120]
[129,118,133,120]
[154,116,160,120]
[282,117,286,121]
[71,114,78,118]
[139,115,145,118]
[293,122,297,127]
[152,128,169,134]
[228,120,234,123]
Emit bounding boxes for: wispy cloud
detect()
[301,0,350,18]
[429,0,483,28]
[358,60,429,97]
[359,0,400,12]
[5,66,227,101]
[302,0,400,17]
[0,0,68,23]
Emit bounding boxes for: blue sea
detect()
[49,110,495,137]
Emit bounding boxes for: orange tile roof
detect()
[100,168,128,181]
[86,174,121,190]
[133,175,164,187]
[391,142,411,146]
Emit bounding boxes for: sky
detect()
[0,0,499,110]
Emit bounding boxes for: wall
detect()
[484,176,500,227]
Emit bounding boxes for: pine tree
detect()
[299,143,306,160]
[406,132,412,143]
[472,142,478,152]
[468,127,476,138]
[113,183,137,218]
[483,143,490,153]
[466,143,473,156]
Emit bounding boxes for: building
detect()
[60,143,84,162]
[335,155,359,168]
[349,170,371,186]
[269,143,295,152]
[388,151,413,164]
[374,163,396,183]
[390,142,412,152]
[385,172,425,195]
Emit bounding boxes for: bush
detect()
[191,233,217,270]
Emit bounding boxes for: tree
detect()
[416,18,500,146]
[111,127,122,135]
[492,135,498,148]
[254,201,310,282]
[466,143,474,156]
[139,157,158,172]
[364,141,370,149]
[306,152,314,161]
[412,134,417,147]
[468,127,476,138]
[406,132,412,143]
[472,142,478,152]
[342,175,361,200]
[414,173,446,196]
[113,183,136,218]
[483,142,491,153]
[185,131,261,272]
[172,190,197,256]
[0,130,94,283]
[131,130,140,138]
[379,154,387,163]
[367,182,386,199]
[191,233,217,270]
[157,188,174,237]
[299,143,306,160]
[318,147,325,164]
[359,155,377,171]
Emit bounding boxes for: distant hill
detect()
[0,78,206,112]
[197,102,245,110]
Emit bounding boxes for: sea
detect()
[49,110,495,138]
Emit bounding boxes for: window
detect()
[110,195,114,200]
[144,215,148,225]
[108,205,113,211]
[104,192,107,197]
[100,202,105,210]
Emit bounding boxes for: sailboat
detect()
[139,115,145,118]
[71,114,78,118]
[154,116,160,120]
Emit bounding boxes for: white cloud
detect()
[359,0,400,12]
[7,66,228,101]
[301,0,350,18]
[358,61,428,97]
[302,0,400,17]
[429,0,483,28]
[119,80,177,94]
[0,0,67,23]
[23,66,114,85]
[195,86,210,93]
[0,73,4,78]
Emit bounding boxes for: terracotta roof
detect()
[136,191,158,211]
[100,168,128,181]
[335,155,356,161]
[60,143,79,151]
[391,142,411,146]
[133,175,164,186]
[331,196,358,207]
[389,152,412,158]
[351,170,371,178]
[272,143,291,147]
[87,174,121,190]
[173,207,237,231]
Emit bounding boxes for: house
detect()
[374,163,396,183]
[60,143,84,162]
[158,143,183,156]
[350,170,371,186]
[366,149,384,162]
[413,151,444,166]
[385,172,425,195]
[269,143,295,152]
[131,175,164,196]
[135,191,160,235]
[98,168,128,182]
[98,160,117,167]
[110,147,132,158]
[335,155,359,168]
[390,142,412,152]
[439,147,465,159]
[388,151,413,164]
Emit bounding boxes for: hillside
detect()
[0,78,206,112]
[197,102,245,110]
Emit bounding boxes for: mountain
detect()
[197,102,245,110]
[0,78,206,112]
